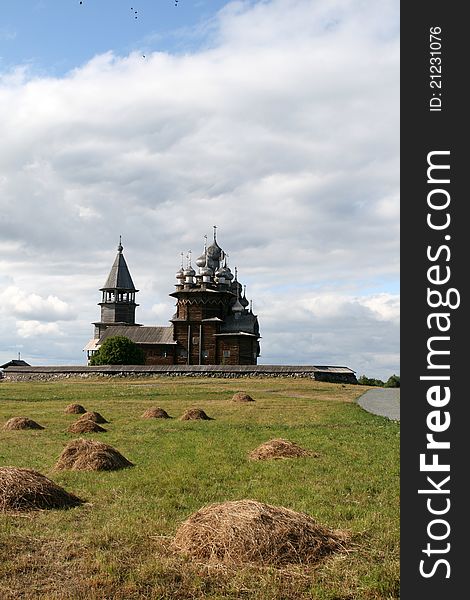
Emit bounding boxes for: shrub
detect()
[385,374,400,388]
[358,375,385,387]
[89,336,145,365]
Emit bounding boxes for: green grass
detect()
[0,377,399,599]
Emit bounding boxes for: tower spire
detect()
[118,235,123,253]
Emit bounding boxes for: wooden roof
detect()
[1,359,31,368]
[101,248,136,291]
[98,325,176,345]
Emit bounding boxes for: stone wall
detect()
[2,364,357,384]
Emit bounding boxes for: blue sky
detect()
[1,1,229,74]
[0,0,399,379]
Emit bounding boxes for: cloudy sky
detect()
[0,0,399,380]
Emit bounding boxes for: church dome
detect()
[207,226,223,261]
[200,265,214,277]
[175,268,185,280]
[195,253,207,268]
[183,266,196,277]
[231,298,244,313]
[207,240,222,261]
[216,265,233,280]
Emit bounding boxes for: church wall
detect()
[216,337,258,365]
[217,338,240,365]
[200,323,219,364]
[141,345,176,365]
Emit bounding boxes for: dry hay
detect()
[55,438,133,471]
[67,420,107,434]
[180,408,212,421]
[141,407,171,419]
[64,403,86,415]
[232,392,255,403]
[77,411,108,424]
[0,467,83,512]
[172,499,349,566]
[249,438,317,461]
[3,417,44,431]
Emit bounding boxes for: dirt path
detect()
[357,388,400,421]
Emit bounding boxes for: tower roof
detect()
[101,240,137,291]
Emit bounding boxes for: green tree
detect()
[358,375,385,387]
[385,374,400,388]
[89,336,145,365]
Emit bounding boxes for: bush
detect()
[358,374,400,388]
[89,336,145,365]
[358,375,385,387]
[385,374,400,388]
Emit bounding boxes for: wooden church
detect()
[84,229,261,365]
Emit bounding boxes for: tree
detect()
[89,336,145,365]
[385,374,400,388]
[358,375,385,387]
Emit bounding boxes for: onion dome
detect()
[175,252,185,280]
[240,285,249,308]
[207,241,222,260]
[224,267,234,281]
[231,297,244,312]
[196,253,207,267]
[196,234,209,267]
[216,255,233,281]
[201,264,214,277]
[207,225,223,261]
[183,265,196,277]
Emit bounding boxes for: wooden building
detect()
[84,230,261,365]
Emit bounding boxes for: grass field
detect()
[0,377,399,599]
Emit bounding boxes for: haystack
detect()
[3,417,44,431]
[77,411,108,424]
[172,499,348,566]
[0,467,83,512]
[180,408,212,421]
[67,420,107,434]
[141,407,171,419]
[232,392,255,403]
[55,438,133,471]
[249,438,316,461]
[64,403,86,415]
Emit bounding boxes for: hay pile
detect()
[249,438,316,461]
[172,499,348,566]
[64,403,86,414]
[55,438,133,471]
[180,408,212,421]
[0,467,83,512]
[67,420,107,434]
[141,407,171,419]
[232,392,255,402]
[3,417,44,431]
[77,411,108,424]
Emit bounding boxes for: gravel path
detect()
[357,388,400,421]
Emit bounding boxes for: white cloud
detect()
[16,320,62,338]
[0,286,72,322]
[0,0,399,379]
